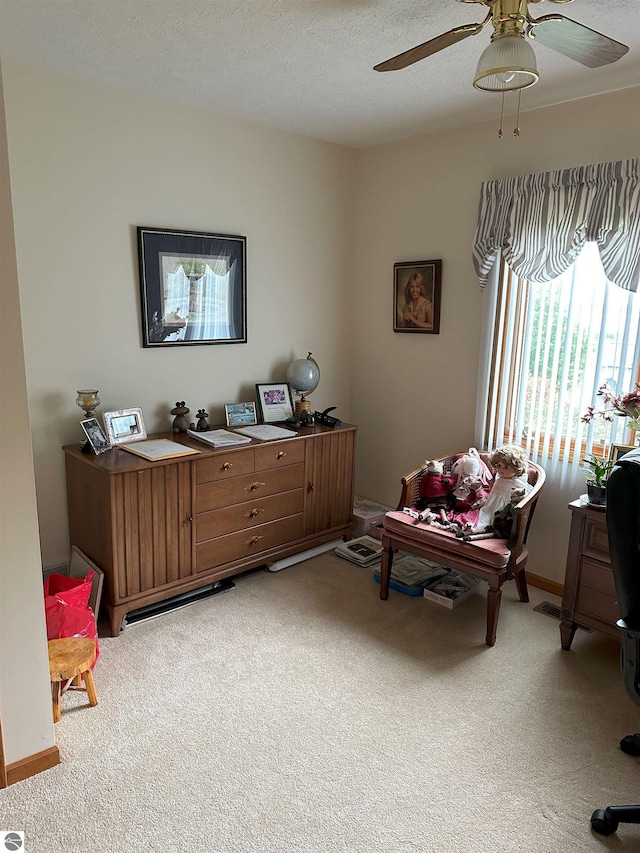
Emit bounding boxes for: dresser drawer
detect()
[196,514,304,570]
[576,585,619,625]
[196,448,255,484]
[579,557,617,597]
[196,463,304,513]
[196,489,304,541]
[583,517,611,564]
[255,440,305,471]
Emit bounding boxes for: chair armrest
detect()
[506,462,546,555]
[397,466,428,510]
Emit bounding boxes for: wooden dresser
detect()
[560,499,619,649]
[64,423,357,635]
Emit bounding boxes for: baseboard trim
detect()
[527,572,563,598]
[4,745,60,787]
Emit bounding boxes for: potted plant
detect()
[581,453,615,505]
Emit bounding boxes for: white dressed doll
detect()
[471,444,531,533]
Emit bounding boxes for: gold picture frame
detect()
[609,443,635,464]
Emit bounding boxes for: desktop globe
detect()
[286,352,320,416]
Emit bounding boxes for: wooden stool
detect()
[48,638,98,723]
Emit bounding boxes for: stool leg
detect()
[72,674,82,687]
[51,681,62,723]
[83,669,98,707]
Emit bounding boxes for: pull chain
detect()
[513,89,522,138]
[498,91,505,139]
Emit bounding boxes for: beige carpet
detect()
[3,552,639,853]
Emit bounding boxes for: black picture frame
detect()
[255,383,294,423]
[137,226,247,347]
[81,418,111,455]
[393,259,441,334]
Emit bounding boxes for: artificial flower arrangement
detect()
[582,382,640,432]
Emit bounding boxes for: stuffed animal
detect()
[491,488,527,539]
[449,448,493,512]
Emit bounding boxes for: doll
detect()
[468,444,531,534]
[416,459,453,523]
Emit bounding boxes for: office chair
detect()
[591,448,640,837]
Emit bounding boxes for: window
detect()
[483,243,640,468]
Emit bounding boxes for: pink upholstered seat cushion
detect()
[383,510,511,569]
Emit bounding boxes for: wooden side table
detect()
[560,499,620,650]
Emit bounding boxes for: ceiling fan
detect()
[374,0,629,92]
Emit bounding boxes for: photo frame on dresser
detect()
[224,402,258,427]
[137,227,247,348]
[255,383,294,423]
[81,418,111,454]
[103,407,147,445]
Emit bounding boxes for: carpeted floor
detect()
[2,552,639,852]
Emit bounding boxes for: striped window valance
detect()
[473,158,640,291]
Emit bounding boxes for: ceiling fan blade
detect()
[374,21,486,72]
[529,15,629,68]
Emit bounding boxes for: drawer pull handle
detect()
[245,481,266,492]
[244,508,263,519]
[276,451,287,459]
[248,535,264,546]
[221,462,233,471]
[308,481,314,493]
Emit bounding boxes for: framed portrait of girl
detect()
[393,259,441,334]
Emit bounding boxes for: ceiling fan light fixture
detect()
[473,35,539,92]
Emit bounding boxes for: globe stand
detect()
[294,397,312,417]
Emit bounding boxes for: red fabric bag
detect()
[43,571,100,665]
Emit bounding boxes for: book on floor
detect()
[335,535,383,566]
[372,554,450,597]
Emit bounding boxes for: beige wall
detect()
[3,64,357,567]
[0,61,55,766]
[351,86,640,584]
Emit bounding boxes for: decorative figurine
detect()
[194,409,210,431]
[171,401,191,433]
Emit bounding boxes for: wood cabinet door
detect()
[112,462,193,600]
[303,430,356,536]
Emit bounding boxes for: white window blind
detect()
[482,243,640,488]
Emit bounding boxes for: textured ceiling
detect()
[0,0,638,148]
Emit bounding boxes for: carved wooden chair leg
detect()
[514,566,529,602]
[486,582,502,646]
[380,542,394,600]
